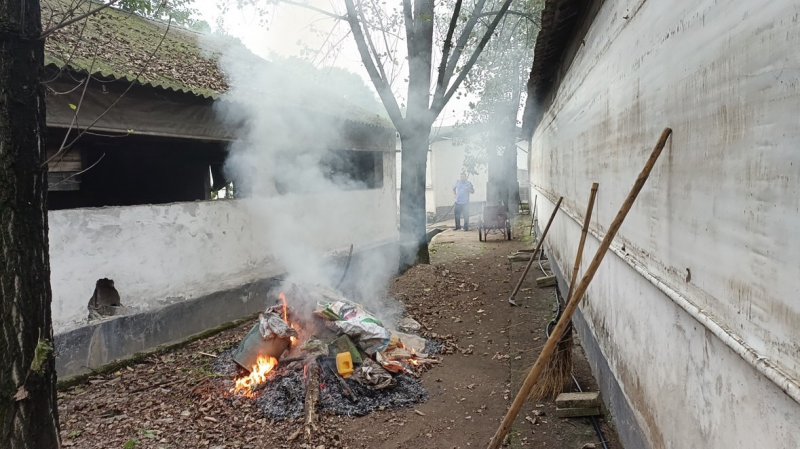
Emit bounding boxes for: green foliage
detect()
[122,439,138,449]
[119,0,202,28]
[460,0,545,169]
[31,338,53,374]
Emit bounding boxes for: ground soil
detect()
[58,221,621,449]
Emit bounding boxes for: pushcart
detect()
[478,203,511,241]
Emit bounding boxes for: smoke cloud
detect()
[205,36,401,324]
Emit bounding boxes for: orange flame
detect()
[279,292,289,323]
[233,355,278,397]
[279,292,298,346]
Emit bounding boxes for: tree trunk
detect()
[486,81,521,214]
[398,127,432,267]
[503,80,522,215]
[0,1,61,448]
[397,0,434,267]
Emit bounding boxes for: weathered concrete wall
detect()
[49,152,398,332]
[530,1,800,448]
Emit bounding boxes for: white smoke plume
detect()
[205,36,402,324]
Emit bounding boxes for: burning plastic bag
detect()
[315,300,391,354]
[233,309,297,372]
[259,310,296,340]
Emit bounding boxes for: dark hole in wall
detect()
[321,150,384,189]
[87,278,122,320]
[271,149,384,195]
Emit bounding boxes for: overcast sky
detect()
[189,0,477,126]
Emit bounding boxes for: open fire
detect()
[223,284,441,425]
[231,291,297,396]
[233,355,278,397]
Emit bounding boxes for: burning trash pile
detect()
[213,283,439,433]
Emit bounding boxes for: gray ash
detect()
[218,356,428,421]
[318,369,427,417]
[424,339,445,356]
[211,349,243,377]
[256,368,306,420]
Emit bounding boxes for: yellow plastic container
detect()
[336,351,354,378]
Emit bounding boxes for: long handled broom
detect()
[508,196,563,306]
[487,128,673,449]
[530,182,598,400]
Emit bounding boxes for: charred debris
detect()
[208,283,442,441]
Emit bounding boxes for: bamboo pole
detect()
[487,128,672,449]
[530,182,599,400]
[508,196,563,306]
[566,183,599,302]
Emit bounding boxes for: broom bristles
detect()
[528,325,574,401]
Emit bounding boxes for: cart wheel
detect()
[506,221,512,240]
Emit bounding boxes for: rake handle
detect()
[508,196,563,304]
[487,128,672,449]
[565,183,599,304]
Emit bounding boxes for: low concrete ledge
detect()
[54,239,400,381]
[54,277,280,380]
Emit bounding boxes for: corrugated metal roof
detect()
[42,0,226,99]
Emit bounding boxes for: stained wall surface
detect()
[529,1,800,447]
[49,153,398,332]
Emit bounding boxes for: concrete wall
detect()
[529,1,800,448]
[49,151,398,333]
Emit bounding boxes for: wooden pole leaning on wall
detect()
[508,196,563,306]
[530,182,599,400]
[566,183,599,305]
[487,127,673,449]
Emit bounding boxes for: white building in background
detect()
[395,124,529,222]
[524,1,800,448]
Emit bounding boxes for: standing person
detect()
[453,173,475,231]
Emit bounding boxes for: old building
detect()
[43,0,398,378]
[523,1,800,447]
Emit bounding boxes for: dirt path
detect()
[58,225,620,449]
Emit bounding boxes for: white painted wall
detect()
[430,138,488,212]
[530,1,800,447]
[50,152,398,332]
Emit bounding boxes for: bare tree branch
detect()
[357,4,390,83]
[479,9,539,25]
[279,0,347,20]
[430,0,488,109]
[402,0,414,64]
[366,0,401,84]
[49,153,106,187]
[433,0,514,114]
[48,17,174,164]
[40,0,122,39]
[42,14,91,84]
[343,0,405,129]
[43,49,96,168]
[433,0,463,104]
